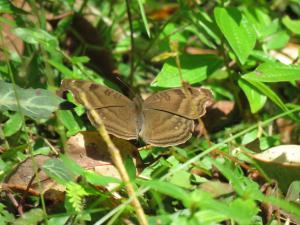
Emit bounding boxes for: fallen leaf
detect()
[250,145,300,193]
[5,155,64,201]
[65,131,142,180]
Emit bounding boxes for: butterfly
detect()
[58,79,213,147]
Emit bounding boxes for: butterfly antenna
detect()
[114,73,137,98]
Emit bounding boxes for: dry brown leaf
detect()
[0,14,24,60]
[65,131,142,180]
[4,155,64,201]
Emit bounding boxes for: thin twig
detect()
[73,89,148,225]
[96,122,148,225]
[125,0,135,86]
[171,41,211,142]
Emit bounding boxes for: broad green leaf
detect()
[57,110,82,136]
[212,160,264,200]
[241,129,258,145]
[139,179,190,206]
[47,216,69,225]
[282,16,300,35]
[214,7,256,64]
[169,170,192,188]
[83,171,121,185]
[238,79,267,113]
[243,62,300,82]
[152,54,223,87]
[13,28,58,49]
[189,9,221,48]
[265,30,289,50]
[250,50,277,63]
[243,8,271,39]
[0,1,13,13]
[3,113,23,137]
[13,208,44,225]
[161,23,187,42]
[242,79,289,113]
[0,81,63,120]
[48,59,75,78]
[42,158,75,184]
[191,190,258,225]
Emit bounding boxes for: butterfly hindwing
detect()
[140,109,194,147]
[143,87,212,119]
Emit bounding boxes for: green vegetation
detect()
[1,1,300,224]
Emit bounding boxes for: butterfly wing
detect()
[140,109,194,147]
[88,106,138,139]
[59,79,134,109]
[143,87,212,119]
[59,79,138,139]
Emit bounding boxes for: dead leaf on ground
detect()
[249,145,300,193]
[65,131,142,180]
[0,14,24,60]
[4,155,64,202]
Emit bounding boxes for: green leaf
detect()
[242,78,290,114]
[66,182,88,212]
[152,54,223,87]
[13,208,44,225]
[137,0,150,37]
[191,190,259,225]
[212,160,264,200]
[282,16,300,35]
[214,7,256,64]
[57,110,82,136]
[265,31,289,50]
[0,81,63,120]
[243,8,271,39]
[169,170,192,189]
[243,62,300,82]
[83,171,121,185]
[0,203,14,225]
[0,1,13,13]
[13,28,58,49]
[139,179,190,206]
[42,158,75,184]
[189,9,221,48]
[48,59,75,78]
[3,113,23,137]
[238,79,267,113]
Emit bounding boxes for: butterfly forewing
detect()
[59,79,133,109]
[59,79,138,139]
[88,106,138,140]
[140,109,194,147]
[143,87,212,119]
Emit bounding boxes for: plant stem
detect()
[125,0,135,86]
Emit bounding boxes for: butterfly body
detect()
[59,79,213,147]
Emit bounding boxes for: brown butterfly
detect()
[58,79,213,147]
